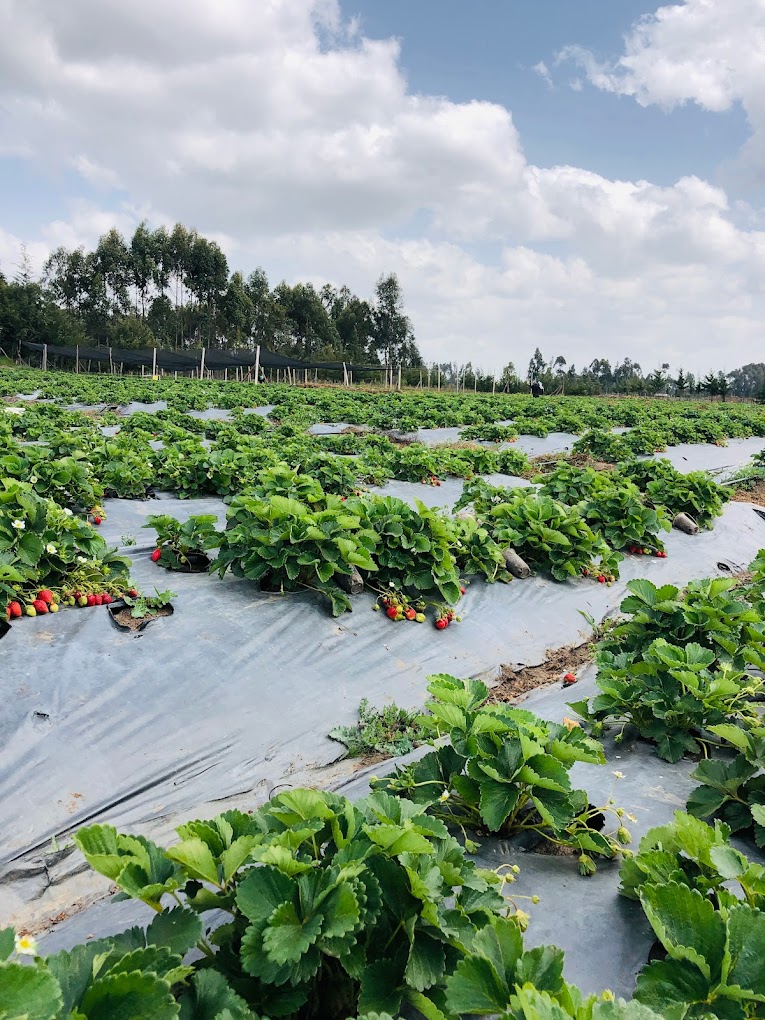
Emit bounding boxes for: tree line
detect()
[0,222,763,396]
[0,223,421,369]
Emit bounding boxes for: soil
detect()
[732,480,765,507]
[112,605,173,631]
[491,640,595,702]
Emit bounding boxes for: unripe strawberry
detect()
[49,603,59,613]
[26,605,37,617]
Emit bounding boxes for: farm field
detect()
[3,367,765,1019]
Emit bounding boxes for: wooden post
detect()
[397,365,402,390]
[492,376,496,395]
[108,347,113,374]
[474,375,477,393]
[200,347,206,378]
[437,365,441,390]
[254,345,260,383]
[141,363,145,377]
[427,364,431,388]
[342,362,348,386]
[75,345,80,374]
[42,344,48,371]
[152,347,157,378]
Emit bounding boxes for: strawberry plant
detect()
[580,479,671,553]
[70,787,510,1019]
[121,587,177,620]
[645,470,731,528]
[619,810,765,910]
[484,489,620,581]
[144,513,221,570]
[572,639,764,762]
[572,430,630,462]
[687,723,765,846]
[373,675,630,874]
[460,423,518,443]
[596,576,765,672]
[0,479,131,606]
[213,494,379,616]
[495,447,530,477]
[443,916,666,1018]
[536,462,603,504]
[350,495,463,604]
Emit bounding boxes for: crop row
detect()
[5,550,765,1017]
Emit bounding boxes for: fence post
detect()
[397,365,402,390]
[42,344,48,371]
[254,345,260,383]
[108,347,113,374]
[437,365,441,390]
[152,347,157,378]
[75,345,79,374]
[200,347,206,378]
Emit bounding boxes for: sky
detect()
[0,0,764,377]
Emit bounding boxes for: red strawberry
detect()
[582,568,589,577]
[32,599,48,614]
[127,588,138,597]
[94,594,103,606]
[38,589,54,604]
[597,575,606,584]
[386,606,398,620]
[460,586,466,595]
[87,594,96,607]
[563,672,577,686]
[629,547,636,555]
[102,594,113,605]
[8,601,22,618]
[435,618,448,630]
[404,607,416,621]
[151,548,162,562]
[92,516,102,526]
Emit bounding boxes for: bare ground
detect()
[490,640,595,702]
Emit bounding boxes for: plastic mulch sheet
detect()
[2,484,765,934]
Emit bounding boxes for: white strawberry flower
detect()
[14,934,37,955]
[76,555,87,564]
[12,519,24,530]
[46,543,57,555]
[63,508,73,516]
[29,475,38,484]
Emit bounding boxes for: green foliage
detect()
[572,639,763,763]
[213,492,379,616]
[596,576,765,672]
[0,479,131,604]
[572,430,630,463]
[459,482,620,581]
[144,513,221,570]
[72,787,510,1019]
[687,724,765,847]
[122,587,177,620]
[645,470,731,528]
[372,675,628,872]
[329,698,430,757]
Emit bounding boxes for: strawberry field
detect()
[3,367,765,1019]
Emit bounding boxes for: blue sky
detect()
[341,0,750,192]
[0,0,763,374]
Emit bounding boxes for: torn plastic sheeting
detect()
[119,400,168,415]
[1,499,764,930]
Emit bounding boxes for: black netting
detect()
[21,340,384,374]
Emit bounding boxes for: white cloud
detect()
[532,61,553,88]
[0,0,763,374]
[560,0,765,164]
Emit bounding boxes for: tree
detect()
[717,371,730,402]
[702,373,720,399]
[527,348,545,382]
[675,368,687,396]
[372,274,420,368]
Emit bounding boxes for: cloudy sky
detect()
[0,0,763,376]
